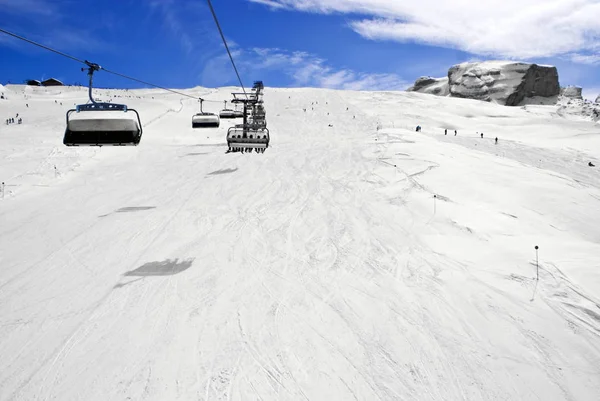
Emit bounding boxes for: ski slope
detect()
[1,84,599,400]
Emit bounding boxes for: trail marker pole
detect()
[1,182,4,199]
[535,245,539,281]
[433,195,437,215]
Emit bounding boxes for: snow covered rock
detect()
[560,86,583,99]
[595,94,600,103]
[555,93,600,122]
[407,76,449,96]
[448,61,560,106]
[408,61,560,106]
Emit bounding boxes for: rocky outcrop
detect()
[560,86,583,99]
[407,76,449,96]
[556,95,600,122]
[407,61,560,106]
[448,61,559,106]
[595,95,600,103]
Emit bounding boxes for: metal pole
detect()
[433,195,437,215]
[88,70,95,104]
[535,246,539,280]
[1,182,4,199]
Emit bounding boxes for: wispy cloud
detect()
[0,0,109,54]
[569,53,600,66]
[148,0,196,55]
[248,0,600,60]
[0,0,59,17]
[202,46,409,90]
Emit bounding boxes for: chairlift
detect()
[226,84,269,153]
[192,98,220,128]
[219,100,237,119]
[64,62,142,146]
[227,125,269,153]
[232,102,244,118]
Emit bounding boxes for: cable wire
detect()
[0,27,223,102]
[206,0,248,97]
[0,27,86,64]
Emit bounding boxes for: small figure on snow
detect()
[589,162,596,167]
[444,129,447,135]
[495,137,498,144]
[481,133,484,138]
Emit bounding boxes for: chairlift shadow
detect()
[99,206,156,217]
[123,258,194,277]
[207,168,238,176]
[116,206,156,213]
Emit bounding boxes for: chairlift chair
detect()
[192,98,220,128]
[64,62,142,146]
[227,126,269,153]
[219,100,237,119]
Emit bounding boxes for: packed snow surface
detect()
[1,84,600,400]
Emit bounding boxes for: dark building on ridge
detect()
[42,78,63,86]
[26,79,41,86]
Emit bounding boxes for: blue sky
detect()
[1,0,600,99]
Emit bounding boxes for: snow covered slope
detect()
[1,84,600,400]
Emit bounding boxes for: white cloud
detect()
[244,48,410,90]
[201,46,408,90]
[247,0,600,59]
[569,53,600,65]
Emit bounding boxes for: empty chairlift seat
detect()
[192,113,220,128]
[64,103,142,146]
[219,109,237,119]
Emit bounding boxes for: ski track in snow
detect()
[0,85,599,400]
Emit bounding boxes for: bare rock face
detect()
[447,61,560,106]
[406,76,449,96]
[594,95,600,103]
[560,86,583,99]
[407,61,560,106]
